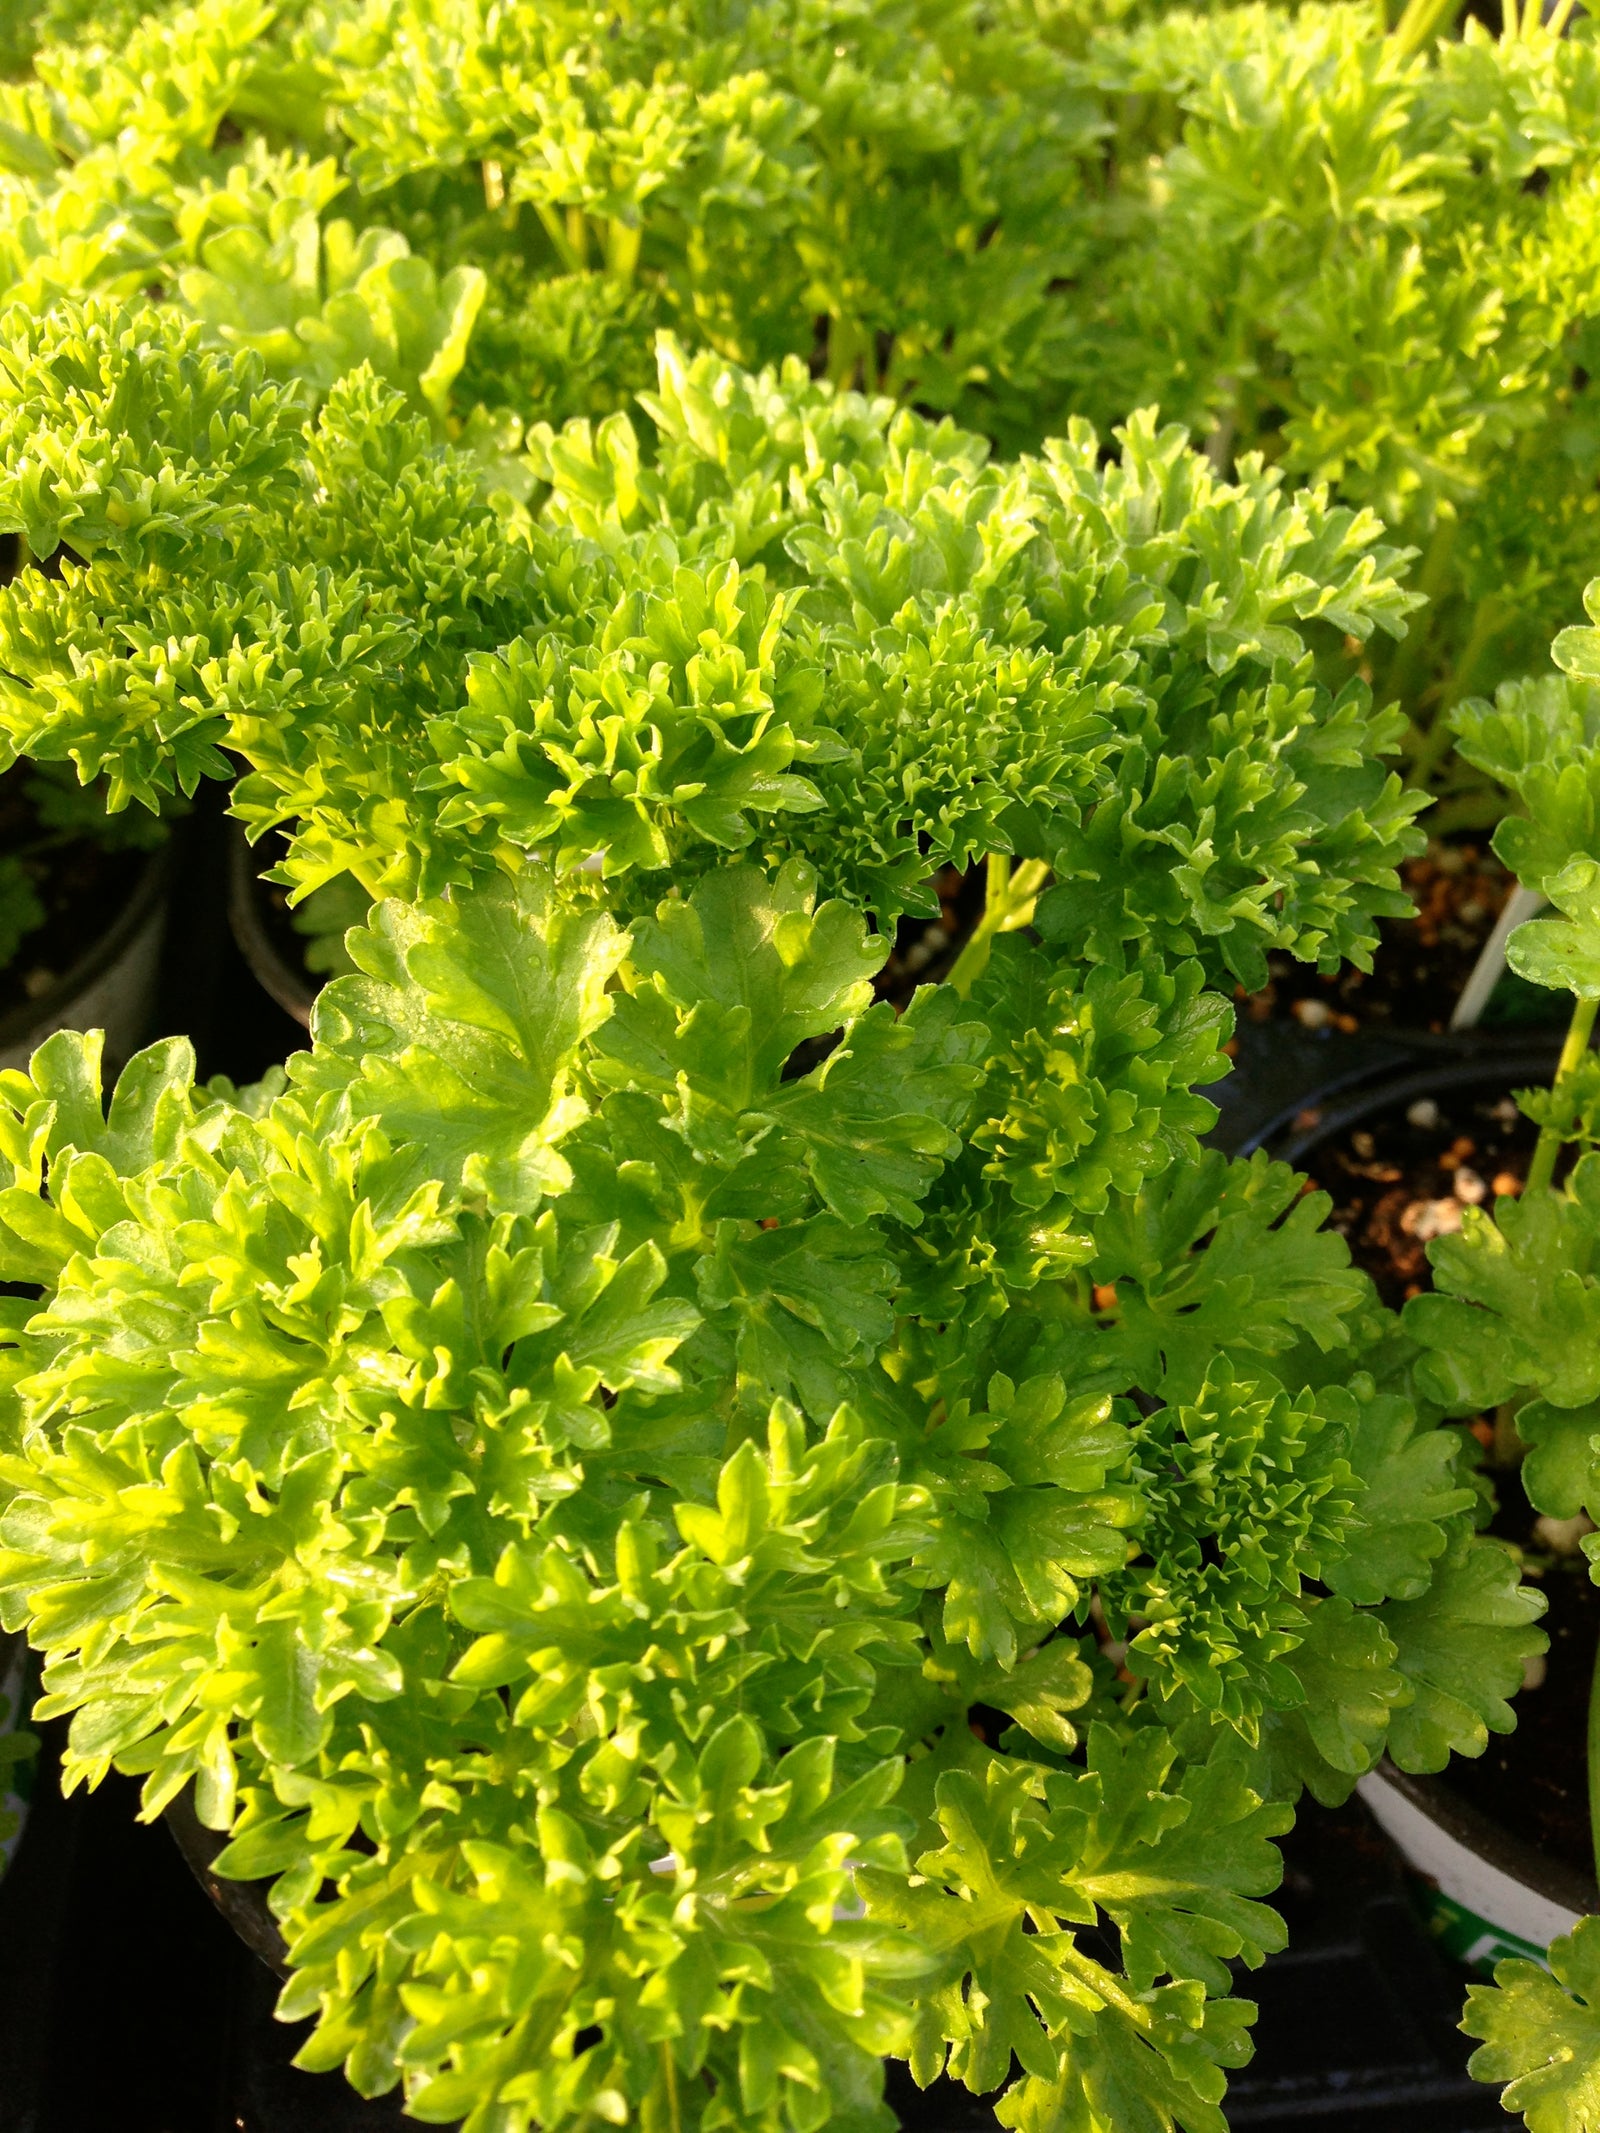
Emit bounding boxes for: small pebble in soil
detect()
[22,967,54,999]
[1351,1130,1376,1159]
[1292,997,1332,1030]
[1521,1651,1549,1693]
[1492,1097,1520,1125]
[1453,1164,1488,1204]
[1493,1170,1523,1197]
[1400,1197,1464,1240]
[1406,1097,1441,1130]
[1533,1512,1595,1557]
[900,923,950,974]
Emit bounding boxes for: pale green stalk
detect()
[1390,0,1463,54]
[605,218,643,281]
[1527,993,1599,1195]
[948,855,1051,998]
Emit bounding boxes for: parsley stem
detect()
[947,855,1049,998]
[1389,0,1462,52]
[1526,993,1598,1196]
[663,2041,681,2133]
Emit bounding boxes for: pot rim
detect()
[165,1786,289,1977]
[1250,1042,1569,1165]
[226,820,314,1031]
[1368,1758,1598,1920]
[0,840,169,1057]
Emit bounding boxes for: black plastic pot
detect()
[228,823,316,1031]
[1261,1054,1597,1977]
[1209,1019,1571,1164]
[147,786,307,1087]
[166,1788,289,1977]
[0,1628,35,1887]
[165,1793,425,2130]
[1236,1036,1568,1166]
[0,843,168,1074]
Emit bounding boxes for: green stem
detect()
[1390,0,1463,55]
[826,315,868,391]
[947,855,1050,998]
[532,201,586,274]
[604,217,642,283]
[1527,992,1599,1195]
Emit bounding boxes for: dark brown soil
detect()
[1295,1081,1543,1307]
[875,862,985,1009]
[1241,838,1564,1038]
[0,765,150,1026]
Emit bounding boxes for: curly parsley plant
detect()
[0,289,1551,2133]
[1058,0,1600,819]
[0,853,1544,2133]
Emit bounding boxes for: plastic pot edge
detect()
[227,821,315,1031]
[1281,1054,1595,1971]
[1360,1761,1594,1970]
[1248,1042,1570,1165]
[165,1787,289,1977]
[0,843,169,1073]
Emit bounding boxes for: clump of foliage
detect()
[0,877,1544,2133]
[1054,0,1600,818]
[0,296,1425,978]
[17,0,1600,842]
[0,0,1103,993]
[0,0,1104,451]
[0,286,1549,2132]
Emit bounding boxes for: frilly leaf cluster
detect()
[1051,0,1600,788]
[0,0,1103,450]
[0,300,1423,986]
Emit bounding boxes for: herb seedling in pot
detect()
[1404,587,1600,2126]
